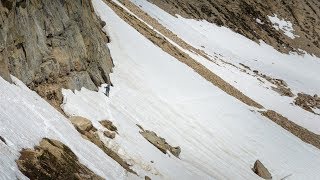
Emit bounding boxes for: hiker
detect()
[105,84,110,97]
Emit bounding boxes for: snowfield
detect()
[1,0,320,179]
[63,0,320,179]
[130,0,320,135]
[0,76,129,179]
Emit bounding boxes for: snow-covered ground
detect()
[61,0,320,179]
[130,0,320,134]
[2,0,320,179]
[0,76,130,179]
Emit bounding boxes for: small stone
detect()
[170,146,181,158]
[145,176,151,180]
[252,160,272,179]
[69,116,93,133]
[100,120,118,132]
[103,131,116,139]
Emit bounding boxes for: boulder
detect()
[103,130,116,139]
[16,138,103,180]
[100,120,118,132]
[69,116,94,133]
[252,160,272,179]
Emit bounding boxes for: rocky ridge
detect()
[0,0,113,109]
[147,0,320,57]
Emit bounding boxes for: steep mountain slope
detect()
[146,0,320,57]
[1,0,320,179]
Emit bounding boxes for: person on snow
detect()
[105,84,111,97]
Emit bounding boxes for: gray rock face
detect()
[0,0,113,108]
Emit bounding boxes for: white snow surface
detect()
[2,0,320,179]
[62,0,320,179]
[268,14,297,39]
[130,0,320,134]
[0,76,129,179]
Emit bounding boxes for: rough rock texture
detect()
[0,0,113,109]
[69,116,96,133]
[69,116,137,175]
[16,138,103,180]
[294,93,320,114]
[147,0,320,57]
[252,160,272,179]
[100,120,118,132]
[138,125,181,158]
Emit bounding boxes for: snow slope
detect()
[129,0,320,134]
[61,0,320,179]
[0,76,130,179]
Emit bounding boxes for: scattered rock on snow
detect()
[70,117,136,175]
[103,130,116,139]
[252,160,272,179]
[69,116,96,133]
[16,138,103,180]
[100,120,118,133]
[138,125,181,158]
[145,175,152,180]
[294,93,320,114]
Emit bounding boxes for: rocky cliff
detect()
[147,0,320,57]
[0,0,113,109]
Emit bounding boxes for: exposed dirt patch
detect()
[137,125,181,158]
[68,116,137,175]
[252,160,272,179]
[261,110,320,149]
[16,138,103,180]
[146,0,320,57]
[294,93,320,114]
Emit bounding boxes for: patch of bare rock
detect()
[69,116,137,175]
[294,93,320,114]
[252,160,272,179]
[16,138,103,180]
[137,125,181,158]
[100,120,118,139]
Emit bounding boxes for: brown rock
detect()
[100,120,118,132]
[103,130,116,139]
[252,160,272,179]
[139,127,181,158]
[69,116,94,133]
[16,138,103,180]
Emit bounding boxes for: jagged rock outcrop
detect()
[16,138,103,179]
[146,0,320,57]
[0,0,113,109]
[137,125,181,158]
